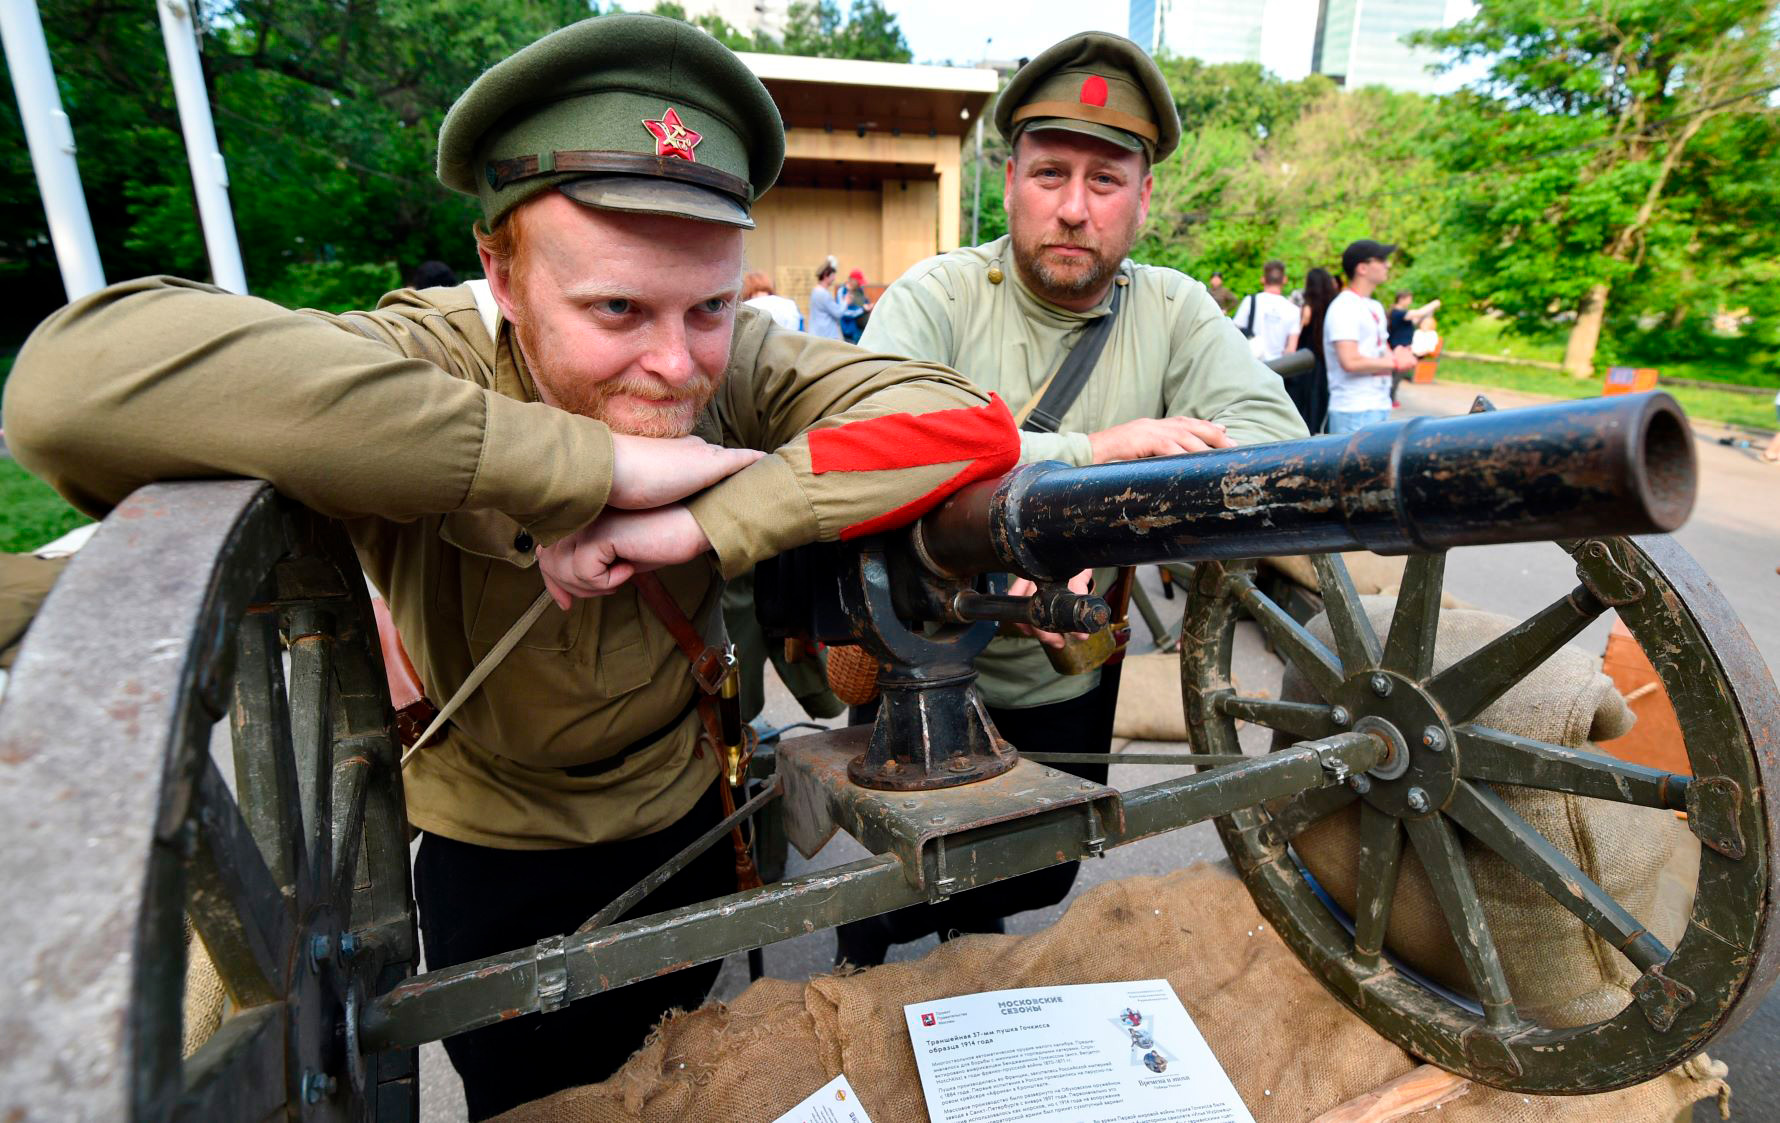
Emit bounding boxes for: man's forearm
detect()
[4,277,614,540]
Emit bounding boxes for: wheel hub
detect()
[1334,670,1457,819]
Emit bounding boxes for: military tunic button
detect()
[987,265,1003,284]
[514,529,535,553]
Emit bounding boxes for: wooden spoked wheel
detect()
[1180,537,1779,1093]
[0,481,417,1121]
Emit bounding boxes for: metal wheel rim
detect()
[1181,536,1779,1094]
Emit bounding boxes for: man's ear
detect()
[1003,155,1016,211]
[476,242,521,324]
[1137,170,1154,226]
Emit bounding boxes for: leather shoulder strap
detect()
[632,572,730,694]
[1021,279,1126,434]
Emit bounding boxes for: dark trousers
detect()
[413,782,733,1120]
[835,664,1123,962]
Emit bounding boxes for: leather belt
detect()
[560,694,700,778]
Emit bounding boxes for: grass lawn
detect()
[1441,318,1779,391]
[0,457,90,554]
[1432,357,1778,432]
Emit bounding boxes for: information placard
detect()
[770,1073,875,1123]
[903,979,1254,1123]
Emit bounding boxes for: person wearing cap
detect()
[841,268,872,344]
[1325,239,1418,433]
[3,14,1020,1117]
[845,31,1305,968]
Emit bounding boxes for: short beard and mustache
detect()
[513,311,721,439]
[1010,213,1141,306]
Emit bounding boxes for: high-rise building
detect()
[1312,0,1451,93]
[1147,0,1321,81]
[1128,0,1163,54]
[1134,0,1459,93]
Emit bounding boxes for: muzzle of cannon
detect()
[916,390,1694,580]
[785,392,1697,794]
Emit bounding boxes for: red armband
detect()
[808,394,1019,540]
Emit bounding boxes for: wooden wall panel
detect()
[880,178,939,284]
[744,186,884,318]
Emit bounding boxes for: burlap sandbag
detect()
[498,865,1724,1123]
[1284,598,1698,1029]
[1261,552,1445,599]
[182,918,228,1058]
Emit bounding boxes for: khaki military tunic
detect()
[859,235,1309,709]
[5,277,998,848]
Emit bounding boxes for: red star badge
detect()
[643,107,702,162]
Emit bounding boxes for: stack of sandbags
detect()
[497,862,1724,1123]
[1283,599,1698,1030]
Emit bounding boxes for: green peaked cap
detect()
[437,13,786,229]
[994,31,1180,163]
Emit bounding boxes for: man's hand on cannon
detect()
[607,434,766,509]
[539,506,712,607]
[1005,569,1096,650]
[1087,416,1234,464]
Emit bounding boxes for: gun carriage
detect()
[1,390,1774,1120]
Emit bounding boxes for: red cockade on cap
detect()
[643,107,702,162]
[1080,75,1109,107]
[808,395,1020,540]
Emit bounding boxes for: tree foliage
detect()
[0,0,912,342]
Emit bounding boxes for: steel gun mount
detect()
[761,390,1699,792]
[5,389,1779,1120]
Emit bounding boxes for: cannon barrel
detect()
[917,391,1696,581]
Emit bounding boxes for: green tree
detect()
[1418,0,1780,374]
[0,0,595,331]
[782,0,912,63]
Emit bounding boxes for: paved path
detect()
[419,381,1780,1120]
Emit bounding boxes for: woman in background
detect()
[807,257,844,339]
[742,271,801,331]
[1294,267,1338,434]
[840,269,872,344]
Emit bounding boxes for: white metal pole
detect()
[156,0,247,293]
[0,0,106,300]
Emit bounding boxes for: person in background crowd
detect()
[1293,266,1337,433]
[1324,240,1415,434]
[1765,389,1780,463]
[840,268,872,344]
[1385,289,1441,405]
[1206,270,1239,314]
[808,257,845,338]
[742,270,801,331]
[409,260,460,289]
[1232,260,1300,362]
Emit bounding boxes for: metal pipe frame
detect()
[356,729,1384,1054]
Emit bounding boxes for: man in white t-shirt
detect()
[1324,239,1416,434]
[1232,259,1300,362]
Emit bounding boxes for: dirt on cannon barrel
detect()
[494,863,1726,1123]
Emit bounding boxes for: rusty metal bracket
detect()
[1574,539,1647,606]
[1685,776,1747,860]
[778,725,1124,891]
[1631,965,1696,1032]
[534,935,569,1014]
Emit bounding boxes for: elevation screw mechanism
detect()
[1406,787,1431,813]
[1370,674,1393,697]
[1421,726,1446,752]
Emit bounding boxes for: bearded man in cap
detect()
[4,14,1020,1117]
[842,30,1307,968]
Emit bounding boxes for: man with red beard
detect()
[3,15,1017,1117]
[844,32,1307,967]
